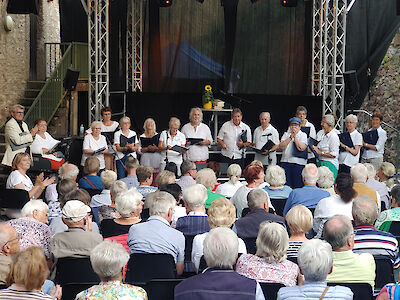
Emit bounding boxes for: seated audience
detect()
[49,179,77,222]
[0,246,61,300]
[76,240,147,300]
[98,180,127,223]
[377,283,400,300]
[136,166,157,200]
[277,239,353,300]
[233,189,285,240]
[195,168,226,209]
[0,223,20,284]
[78,156,103,190]
[100,188,143,238]
[215,164,243,198]
[8,200,51,258]
[160,184,186,228]
[90,170,117,208]
[263,165,292,199]
[313,173,356,238]
[317,166,335,195]
[119,157,139,189]
[351,163,380,209]
[192,198,247,273]
[45,163,79,203]
[6,152,55,199]
[352,195,399,268]
[81,121,109,171]
[365,163,391,210]
[165,162,179,179]
[155,169,176,187]
[175,227,265,300]
[377,162,396,192]
[283,163,330,215]
[127,191,185,275]
[236,222,299,286]
[177,160,197,190]
[375,185,400,231]
[285,205,313,259]
[324,215,376,288]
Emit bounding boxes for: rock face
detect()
[359,30,400,168]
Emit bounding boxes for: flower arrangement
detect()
[202,85,213,109]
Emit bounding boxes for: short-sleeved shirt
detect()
[86,121,119,134]
[362,126,387,159]
[81,134,108,169]
[215,181,244,198]
[114,129,138,160]
[120,174,139,189]
[6,170,33,191]
[317,130,340,169]
[75,281,147,300]
[127,215,185,263]
[280,131,308,165]
[217,120,252,160]
[338,129,363,167]
[78,175,103,190]
[283,185,330,215]
[181,122,212,162]
[253,124,280,165]
[159,130,186,165]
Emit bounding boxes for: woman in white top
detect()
[81,121,109,170]
[312,114,340,180]
[30,119,65,170]
[114,117,138,179]
[85,106,119,136]
[253,112,280,167]
[338,114,363,174]
[313,173,356,238]
[6,152,55,199]
[215,164,243,198]
[139,118,162,172]
[158,117,186,176]
[191,198,247,273]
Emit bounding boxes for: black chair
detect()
[374,256,395,291]
[184,235,196,274]
[61,282,95,300]
[134,279,183,300]
[259,282,285,300]
[388,221,400,236]
[84,189,102,198]
[270,199,287,216]
[125,253,177,284]
[30,155,52,172]
[198,255,208,274]
[0,188,30,209]
[242,237,257,254]
[328,282,373,300]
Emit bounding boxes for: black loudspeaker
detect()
[63,68,80,92]
[344,70,359,98]
[7,0,38,14]
[281,0,298,7]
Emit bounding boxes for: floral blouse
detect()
[75,281,147,300]
[235,253,298,287]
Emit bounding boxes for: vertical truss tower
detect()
[312,0,347,129]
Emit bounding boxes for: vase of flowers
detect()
[202,85,213,109]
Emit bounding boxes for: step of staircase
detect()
[27,81,46,90]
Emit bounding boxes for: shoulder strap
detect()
[84,176,97,189]
[319,286,329,300]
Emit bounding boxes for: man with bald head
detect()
[0,223,20,283]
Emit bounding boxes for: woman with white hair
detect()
[377,162,397,192]
[114,116,139,179]
[81,121,109,170]
[312,115,340,179]
[215,164,244,198]
[100,188,143,238]
[264,165,292,199]
[196,168,226,209]
[236,222,300,286]
[75,240,147,299]
[98,180,127,223]
[338,114,363,174]
[158,117,186,175]
[91,170,117,208]
[139,118,162,172]
[7,200,52,258]
[317,166,335,195]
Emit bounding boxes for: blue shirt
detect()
[136,185,157,200]
[78,175,103,190]
[263,185,292,199]
[127,216,185,263]
[283,185,330,215]
[277,281,353,300]
[90,189,112,208]
[120,174,139,189]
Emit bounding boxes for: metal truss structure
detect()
[312,0,347,130]
[126,0,144,92]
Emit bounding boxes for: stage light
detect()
[281,0,297,7]
[159,0,172,7]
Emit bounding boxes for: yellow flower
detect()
[205,85,212,91]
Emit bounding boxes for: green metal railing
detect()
[24,42,88,128]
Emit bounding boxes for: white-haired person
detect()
[78,156,103,190]
[7,200,51,258]
[215,164,244,198]
[98,180,127,223]
[236,222,300,287]
[195,168,226,209]
[277,239,353,300]
[312,114,340,180]
[253,112,280,167]
[338,114,363,174]
[75,240,147,299]
[263,165,292,199]
[81,121,109,171]
[90,170,117,208]
[365,163,391,211]
[181,107,212,165]
[285,205,313,259]
[158,117,186,176]
[176,227,264,300]
[376,185,400,231]
[114,116,139,179]
[351,163,381,210]
[191,198,247,273]
[177,160,197,190]
[139,118,162,173]
[377,162,397,192]
[100,188,143,238]
[317,166,335,195]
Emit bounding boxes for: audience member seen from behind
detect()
[0,246,61,300]
[377,162,396,192]
[78,156,103,190]
[177,160,197,191]
[119,157,139,189]
[191,198,247,273]
[136,166,157,201]
[165,162,179,179]
[155,169,175,187]
[317,166,335,195]
[285,205,313,259]
[263,165,292,199]
[0,223,20,284]
[350,163,380,210]
[90,170,117,208]
[313,173,356,238]
[277,239,353,300]
[196,168,226,209]
[365,163,391,211]
[81,121,109,171]
[6,152,55,199]
[75,240,147,300]
[160,183,186,228]
[98,180,127,224]
[215,164,243,198]
[175,227,265,300]
[376,185,400,231]
[45,163,79,204]
[236,222,300,286]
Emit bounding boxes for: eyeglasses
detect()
[4,233,20,246]
[103,113,111,115]
[14,111,24,114]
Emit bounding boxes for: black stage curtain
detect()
[59,0,87,43]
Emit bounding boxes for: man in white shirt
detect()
[181,107,213,165]
[217,108,251,168]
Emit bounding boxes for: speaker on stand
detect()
[63,68,80,137]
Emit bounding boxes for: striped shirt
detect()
[287,241,304,258]
[0,284,54,299]
[353,224,400,268]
